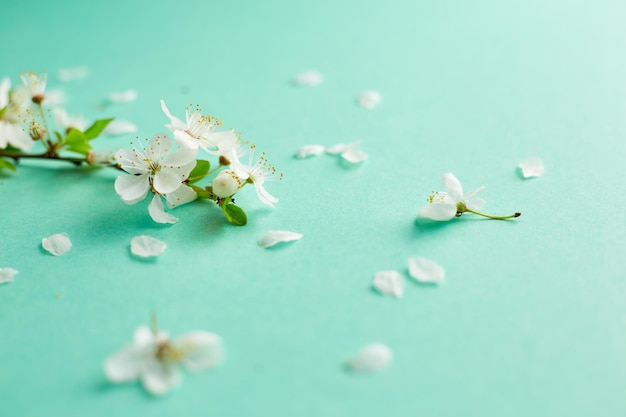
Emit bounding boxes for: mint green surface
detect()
[2,1,626,415]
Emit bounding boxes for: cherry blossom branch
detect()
[0,149,124,171]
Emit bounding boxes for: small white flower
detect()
[326,141,368,164]
[103,120,138,136]
[0,77,33,151]
[0,268,18,285]
[518,157,544,178]
[258,230,303,248]
[104,324,223,396]
[408,256,445,284]
[53,107,87,132]
[295,144,324,159]
[356,90,381,110]
[42,232,72,256]
[115,134,198,224]
[230,146,282,207]
[160,100,230,153]
[372,270,403,298]
[347,343,392,372]
[57,66,89,82]
[293,70,323,86]
[109,89,138,103]
[20,71,47,104]
[212,170,242,198]
[87,148,118,166]
[130,235,166,258]
[417,173,485,221]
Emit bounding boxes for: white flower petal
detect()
[174,331,223,372]
[518,157,544,178]
[408,256,445,284]
[173,130,200,150]
[441,173,463,202]
[141,359,182,396]
[357,90,381,110]
[148,194,178,224]
[42,233,72,256]
[108,89,137,103]
[348,343,392,372]
[147,134,172,161]
[42,89,65,106]
[133,325,158,348]
[103,120,138,136]
[0,268,18,285]
[162,147,198,168]
[0,121,33,151]
[417,202,457,221]
[258,230,303,248]
[0,77,10,108]
[253,181,279,207]
[341,148,368,164]
[295,144,325,159]
[130,235,166,258]
[153,171,182,195]
[160,99,186,130]
[465,197,486,211]
[114,174,150,204]
[165,184,197,209]
[372,270,403,298]
[293,70,323,86]
[57,66,89,82]
[325,142,357,155]
[104,345,147,383]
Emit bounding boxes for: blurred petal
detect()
[408,256,445,284]
[103,120,138,136]
[258,230,303,248]
[347,343,392,372]
[141,360,181,396]
[108,89,137,103]
[293,70,323,86]
[372,270,403,298]
[356,90,381,110]
[341,148,368,164]
[0,268,17,285]
[465,197,486,211]
[42,232,72,256]
[295,144,325,159]
[130,235,167,258]
[518,157,544,178]
[441,173,463,202]
[174,331,223,372]
[104,346,146,383]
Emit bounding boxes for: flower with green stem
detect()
[418,173,521,221]
[229,145,282,207]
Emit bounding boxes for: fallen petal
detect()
[103,120,138,136]
[295,145,325,159]
[408,256,445,284]
[57,66,89,82]
[325,141,361,155]
[341,148,368,164]
[293,70,323,86]
[0,268,18,285]
[518,157,544,178]
[347,343,392,372]
[42,233,72,256]
[258,230,303,248]
[372,270,403,298]
[130,235,167,258]
[357,90,381,110]
[109,89,138,103]
[175,331,223,372]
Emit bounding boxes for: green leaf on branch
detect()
[0,158,16,171]
[64,128,92,155]
[222,203,248,226]
[187,160,211,184]
[84,118,113,140]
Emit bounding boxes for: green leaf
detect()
[84,118,114,140]
[0,158,16,171]
[222,203,248,226]
[187,160,211,184]
[64,128,92,155]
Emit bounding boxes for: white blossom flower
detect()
[518,157,544,178]
[417,173,485,221]
[160,100,229,153]
[87,148,118,166]
[20,71,47,104]
[104,324,223,396]
[372,270,403,298]
[293,70,323,86]
[347,343,392,372]
[418,173,521,221]
[356,90,381,110]
[0,77,33,151]
[130,235,166,258]
[212,170,242,198]
[109,89,138,103]
[42,232,72,256]
[325,141,368,164]
[408,256,445,284]
[258,230,303,248]
[115,134,198,224]
[0,268,18,285]
[230,146,282,207]
[53,107,87,132]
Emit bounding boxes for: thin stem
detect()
[464,208,521,220]
[150,312,159,336]
[0,149,124,171]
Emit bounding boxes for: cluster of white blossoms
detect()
[113,100,282,225]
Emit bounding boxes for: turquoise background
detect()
[2,0,626,415]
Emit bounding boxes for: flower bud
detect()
[212,170,241,198]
